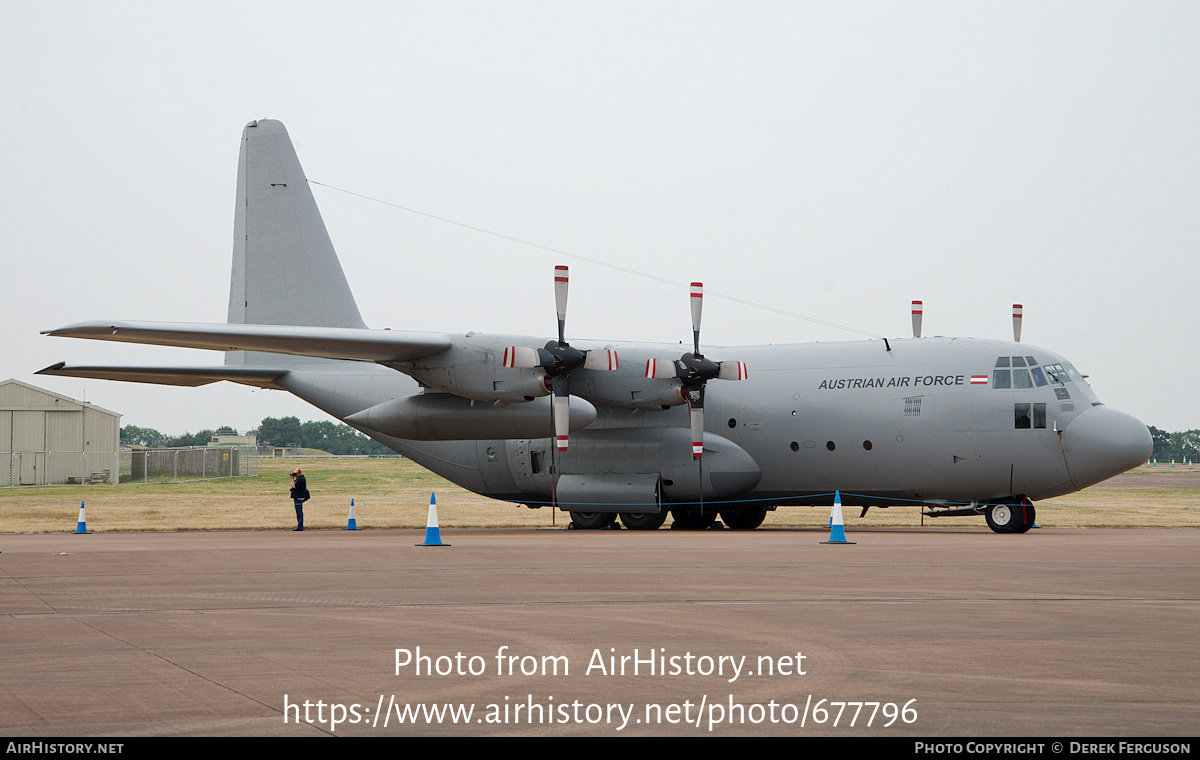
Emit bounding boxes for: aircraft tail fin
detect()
[226,119,366,365]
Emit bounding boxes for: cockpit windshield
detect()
[1043,364,1071,384]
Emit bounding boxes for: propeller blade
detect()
[685,387,704,459]
[553,395,570,451]
[645,357,678,380]
[503,345,541,369]
[717,360,748,381]
[583,348,618,371]
[1012,303,1023,343]
[554,265,569,344]
[690,282,703,355]
[552,375,570,452]
[912,300,922,339]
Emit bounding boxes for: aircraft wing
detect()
[41,320,452,363]
[36,363,290,389]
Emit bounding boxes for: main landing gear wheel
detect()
[719,506,767,530]
[670,507,718,530]
[570,512,617,530]
[985,503,1023,534]
[619,511,667,530]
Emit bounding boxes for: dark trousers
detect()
[294,499,304,529]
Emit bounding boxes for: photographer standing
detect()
[290,468,310,531]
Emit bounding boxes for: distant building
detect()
[211,433,257,446]
[0,379,120,485]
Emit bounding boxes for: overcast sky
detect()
[3,1,1197,435]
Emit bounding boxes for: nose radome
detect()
[1061,407,1152,489]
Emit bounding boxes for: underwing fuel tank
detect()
[346,393,597,441]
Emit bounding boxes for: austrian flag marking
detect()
[971,375,988,385]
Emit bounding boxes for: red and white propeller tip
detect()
[554,265,569,342]
[911,300,922,339]
[1012,304,1023,343]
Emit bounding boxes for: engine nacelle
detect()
[390,342,551,404]
[570,373,685,411]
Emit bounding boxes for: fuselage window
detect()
[1033,403,1047,429]
[1013,369,1033,388]
[1014,403,1032,429]
[1012,356,1028,367]
[995,356,1011,368]
[993,370,1011,389]
[1030,366,1048,387]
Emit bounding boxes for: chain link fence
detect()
[3,446,258,486]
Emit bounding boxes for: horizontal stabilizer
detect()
[42,321,452,363]
[37,362,289,389]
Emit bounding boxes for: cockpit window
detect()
[1013,369,1033,388]
[1025,356,1037,365]
[1065,364,1085,383]
[1014,403,1032,429]
[1044,364,1070,383]
[995,357,1011,368]
[993,370,1011,389]
[1030,367,1048,387]
[1012,356,1027,367]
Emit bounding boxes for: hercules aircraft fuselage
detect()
[38,119,1152,533]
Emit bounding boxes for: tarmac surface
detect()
[1,526,1196,737]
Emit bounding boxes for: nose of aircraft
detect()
[1061,406,1153,489]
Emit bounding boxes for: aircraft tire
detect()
[619,511,667,530]
[670,507,718,530]
[719,506,767,530]
[570,511,617,530]
[1014,502,1036,533]
[985,503,1022,534]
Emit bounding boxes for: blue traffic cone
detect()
[344,499,359,530]
[417,493,449,547]
[74,501,90,534]
[821,491,855,545]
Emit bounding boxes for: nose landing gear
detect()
[985,498,1036,534]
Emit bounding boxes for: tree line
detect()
[1148,426,1200,464]
[120,417,395,456]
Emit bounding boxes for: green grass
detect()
[1,457,1196,533]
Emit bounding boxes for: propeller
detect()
[502,265,618,452]
[645,282,748,459]
[911,300,922,338]
[1012,303,1023,343]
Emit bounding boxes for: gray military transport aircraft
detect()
[39,119,1153,533]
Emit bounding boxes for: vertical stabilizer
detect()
[226,119,366,365]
